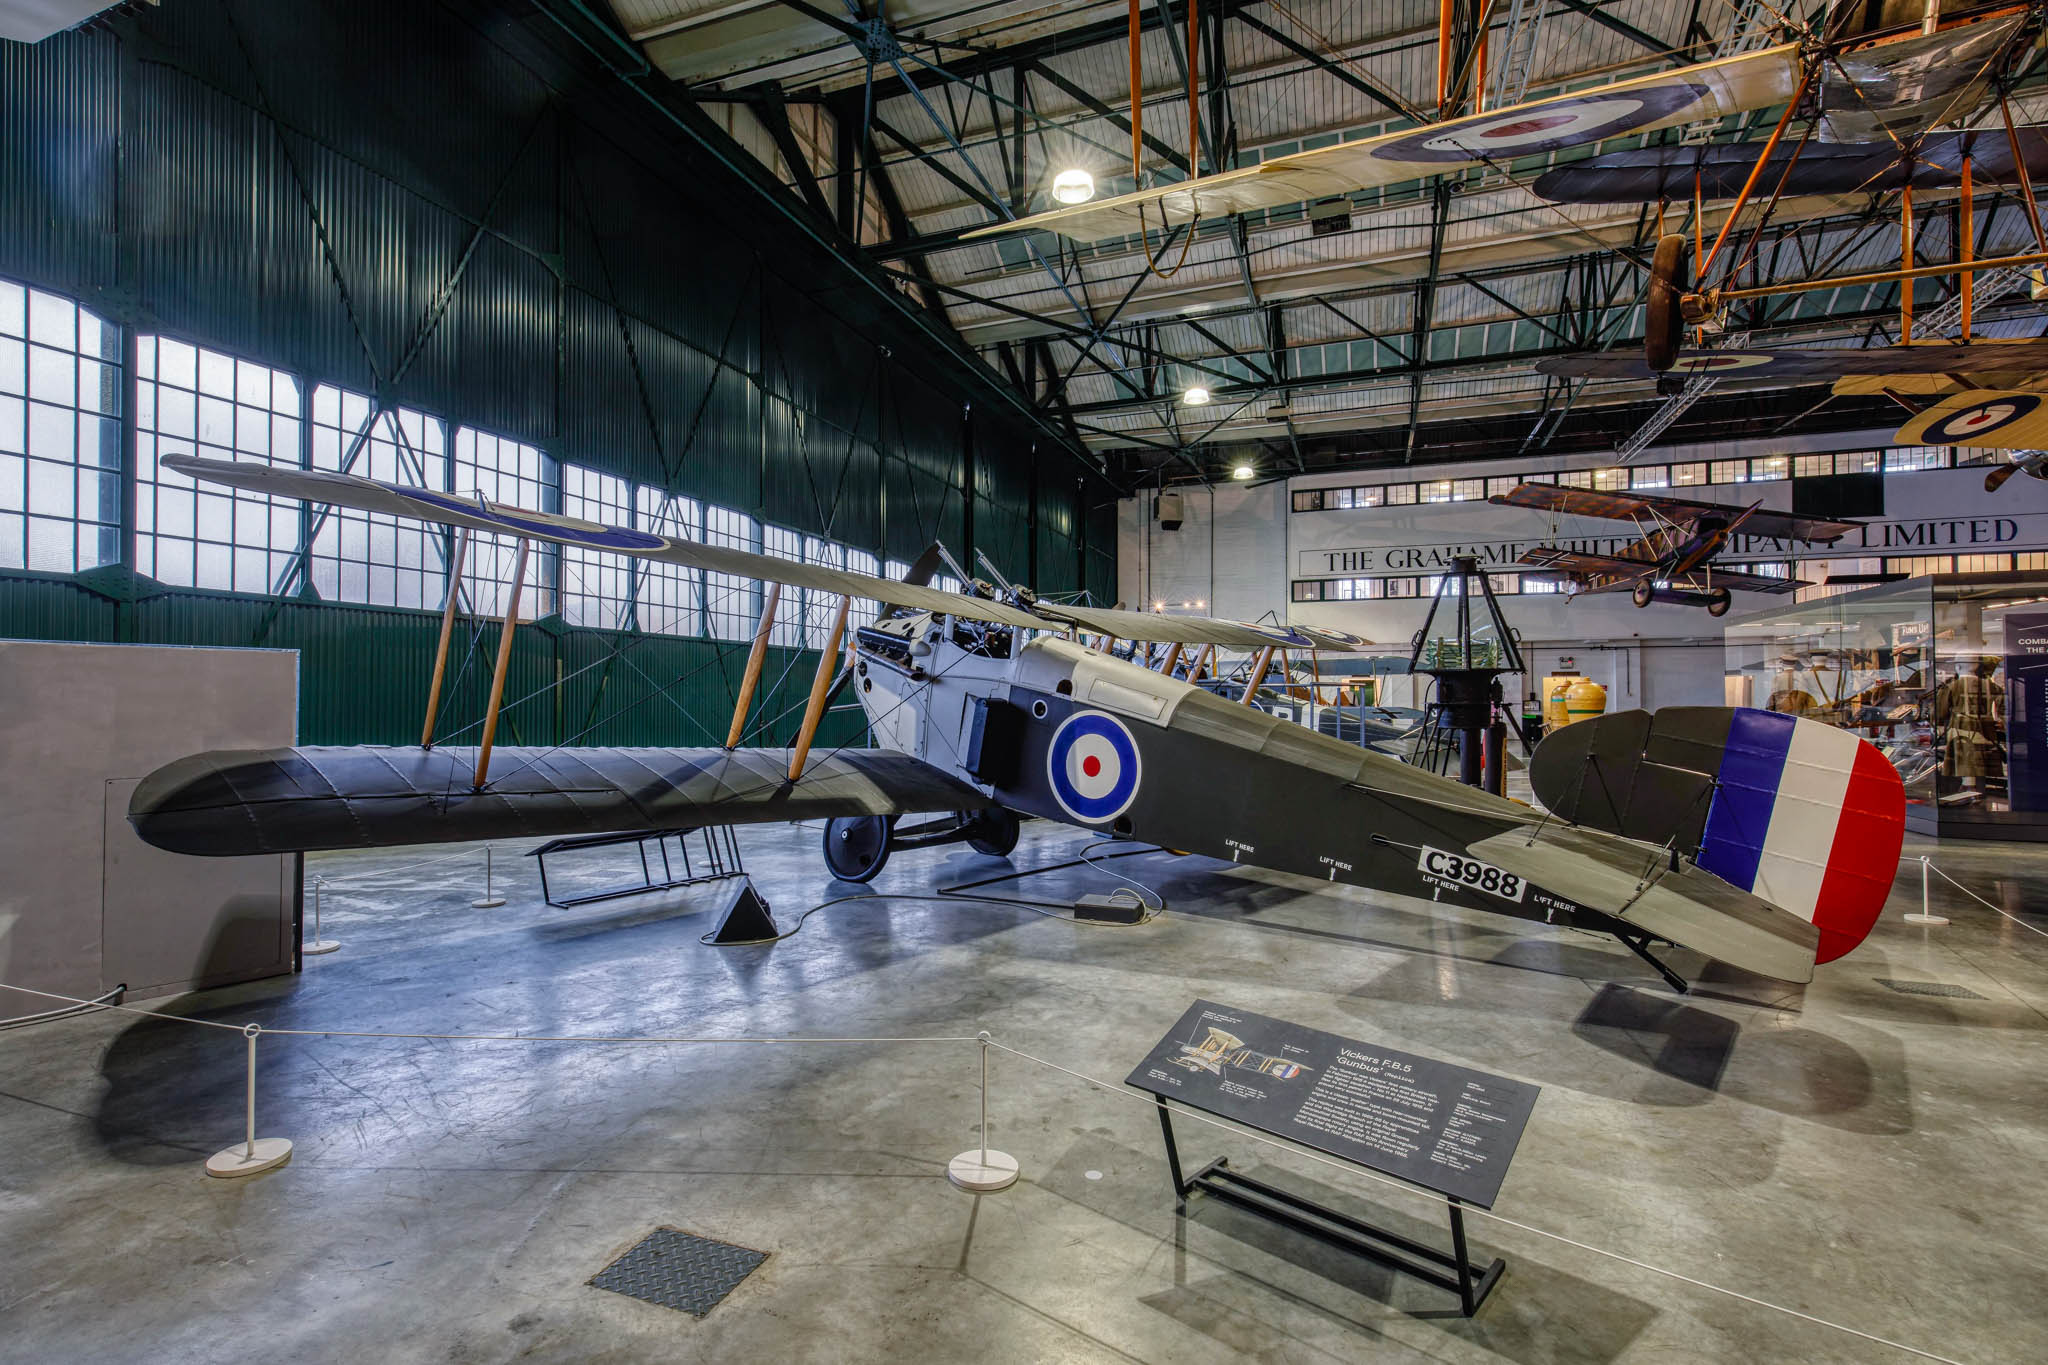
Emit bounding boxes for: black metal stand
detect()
[1154,1099,1504,1317]
[529,826,746,909]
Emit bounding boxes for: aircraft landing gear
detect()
[1631,580,1654,608]
[822,807,1024,882]
[1706,587,1732,617]
[823,814,894,882]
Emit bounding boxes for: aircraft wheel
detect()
[1645,233,1689,373]
[1706,588,1733,618]
[1631,580,1655,608]
[966,806,1021,857]
[823,814,893,882]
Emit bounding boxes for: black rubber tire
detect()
[966,807,1021,857]
[1631,580,1655,608]
[1706,588,1733,618]
[823,814,893,882]
[1645,233,1689,373]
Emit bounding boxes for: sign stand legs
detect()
[1152,1100,1504,1317]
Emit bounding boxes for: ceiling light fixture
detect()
[1051,168,1095,204]
[1182,385,1210,405]
[1231,464,1255,481]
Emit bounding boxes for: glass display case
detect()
[1724,571,2048,840]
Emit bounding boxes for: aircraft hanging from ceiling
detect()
[1487,483,1864,615]
[962,4,2041,247]
[126,455,1906,990]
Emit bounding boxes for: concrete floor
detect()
[1,819,2045,1364]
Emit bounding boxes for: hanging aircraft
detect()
[961,3,2039,248]
[125,455,1907,991]
[1486,483,1864,615]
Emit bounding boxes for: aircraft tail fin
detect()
[1530,707,1905,964]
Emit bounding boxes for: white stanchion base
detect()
[303,939,341,955]
[471,897,506,909]
[205,1137,293,1178]
[1904,913,1950,926]
[947,1149,1019,1192]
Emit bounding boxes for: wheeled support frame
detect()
[821,807,1022,882]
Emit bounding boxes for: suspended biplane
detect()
[128,455,1907,990]
[964,2,2039,248]
[1488,483,1863,615]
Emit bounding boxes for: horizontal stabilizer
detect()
[1467,827,1818,984]
[130,745,992,856]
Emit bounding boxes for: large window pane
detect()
[1,280,120,574]
[309,387,448,610]
[134,335,295,590]
[636,486,703,637]
[452,426,553,619]
[561,463,631,629]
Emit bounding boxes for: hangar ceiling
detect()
[584,1,2048,486]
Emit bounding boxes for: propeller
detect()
[1986,459,2024,492]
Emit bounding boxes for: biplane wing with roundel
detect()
[962,44,1800,245]
[127,454,1906,987]
[1891,389,2048,448]
[1538,339,2048,383]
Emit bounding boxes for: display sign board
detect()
[1124,1000,1540,1208]
[2006,609,2048,812]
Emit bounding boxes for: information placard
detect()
[1125,1000,1540,1209]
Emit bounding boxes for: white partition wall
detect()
[0,641,299,1018]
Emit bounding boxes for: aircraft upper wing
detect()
[1516,545,1652,579]
[1893,389,2048,448]
[130,744,994,856]
[1492,483,1861,543]
[964,44,1801,245]
[1037,602,1373,651]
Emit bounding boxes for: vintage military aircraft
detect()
[126,454,1906,991]
[1486,483,1863,615]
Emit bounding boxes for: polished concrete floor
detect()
[2,819,2045,1364]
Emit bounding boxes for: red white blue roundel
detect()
[1047,711,1142,824]
[1924,393,2043,443]
[1376,85,1707,163]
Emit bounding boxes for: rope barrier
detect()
[1921,856,2048,941]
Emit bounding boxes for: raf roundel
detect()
[1047,711,1143,825]
[1926,393,2043,443]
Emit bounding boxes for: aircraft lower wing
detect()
[1892,390,2048,448]
[963,44,1799,244]
[1538,340,2048,381]
[1496,484,1861,544]
[1674,566,1803,594]
[129,745,993,856]
[1466,827,1820,984]
[1516,546,1652,578]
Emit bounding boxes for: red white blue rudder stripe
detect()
[1047,711,1142,825]
[1695,709,1905,962]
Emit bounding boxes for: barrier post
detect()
[1904,854,1949,926]
[304,876,340,955]
[472,845,506,909]
[948,1030,1019,1192]
[205,1024,293,1178]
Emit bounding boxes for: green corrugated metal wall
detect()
[0,0,1113,746]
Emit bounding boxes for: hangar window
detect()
[1292,489,1323,512]
[846,547,880,623]
[1835,451,1881,475]
[1521,577,1560,593]
[1557,470,1593,489]
[1384,483,1416,506]
[453,426,555,620]
[1628,466,1668,489]
[1291,580,1321,601]
[802,536,847,644]
[306,387,446,609]
[1330,577,1383,600]
[762,524,805,646]
[560,464,632,630]
[1484,477,1517,498]
[1592,468,1628,491]
[1671,463,1707,486]
[1795,454,1834,478]
[1709,459,1747,484]
[1489,574,1519,594]
[135,337,301,593]
[635,487,703,637]
[1749,455,1789,482]
[1885,445,1945,471]
[930,572,965,596]
[703,504,759,641]
[1,282,121,575]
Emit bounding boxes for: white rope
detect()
[983,1040,1970,1365]
[311,842,510,886]
[1923,857,2048,941]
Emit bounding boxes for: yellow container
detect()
[1542,675,1585,729]
[1564,678,1608,725]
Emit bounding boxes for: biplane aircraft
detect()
[1487,483,1863,615]
[127,455,1907,990]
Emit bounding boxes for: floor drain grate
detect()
[1875,978,1987,1000]
[589,1227,767,1317]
